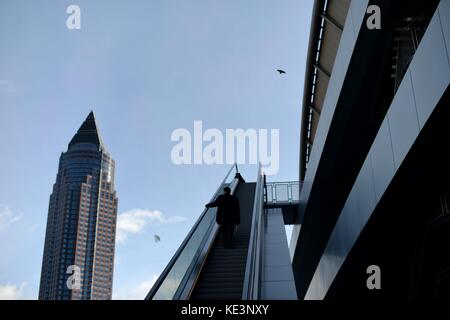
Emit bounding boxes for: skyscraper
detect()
[39,112,118,300]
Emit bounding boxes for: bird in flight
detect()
[277,69,286,74]
[154,234,161,243]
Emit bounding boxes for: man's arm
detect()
[205,195,222,208]
[205,202,216,208]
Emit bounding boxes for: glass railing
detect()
[146,164,239,300]
[264,181,301,205]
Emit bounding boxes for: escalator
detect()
[146,164,265,300]
[191,182,256,299]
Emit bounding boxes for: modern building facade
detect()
[39,112,118,300]
[291,0,450,299]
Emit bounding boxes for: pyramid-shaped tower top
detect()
[68,111,105,150]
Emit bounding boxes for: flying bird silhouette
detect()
[154,234,161,243]
[277,69,286,74]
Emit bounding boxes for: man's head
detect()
[224,187,231,195]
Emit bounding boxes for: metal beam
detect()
[314,63,331,78]
[309,104,321,116]
[320,13,344,31]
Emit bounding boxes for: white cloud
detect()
[0,80,16,94]
[114,274,158,300]
[0,205,22,231]
[116,209,186,243]
[0,282,27,300]
[130,275,158,300]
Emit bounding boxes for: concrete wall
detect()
[262,208,297,299]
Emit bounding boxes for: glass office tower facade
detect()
[39,112,118,300]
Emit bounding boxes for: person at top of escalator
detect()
[205,186,240,249]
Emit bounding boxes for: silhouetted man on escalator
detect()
[205,187,240,249]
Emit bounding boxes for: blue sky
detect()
[0,0,313,299]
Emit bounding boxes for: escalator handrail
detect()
[242,164,265,300]
[146,164,238,300]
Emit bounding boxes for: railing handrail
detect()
[265,181,301,185]
[145,164,238,300]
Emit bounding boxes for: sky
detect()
[0,0,313,299]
